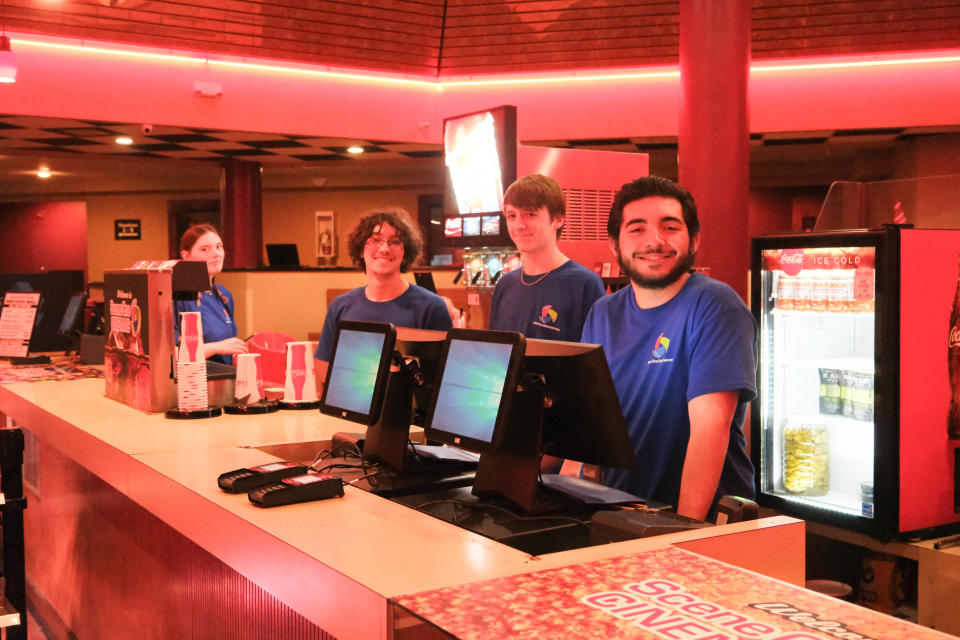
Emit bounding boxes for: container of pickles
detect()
[783,421,830,496]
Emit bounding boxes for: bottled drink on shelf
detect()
[793,276,812,311]
[776,274,795,310]
[827,270,852,313]
[767,247,876,314]
[809,269,828,312]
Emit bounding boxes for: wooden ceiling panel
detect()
[3,0,445,74]
[442,46,679,76]
[447,13,675,38]
[1,0,957,76]
[441,0,678,73]
[752,0,960,58]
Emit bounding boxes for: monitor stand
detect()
[470,386,583,514]
[394,485,593,555]
[353,368,477,497]
[361,368,412,471]
[350,462,475,498]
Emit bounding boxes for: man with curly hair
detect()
[313,208,452,387]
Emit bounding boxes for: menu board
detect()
[0,292,41,357]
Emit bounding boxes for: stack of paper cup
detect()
[234,352,263,405]
[283,342,317,403]
[176,311,208,411]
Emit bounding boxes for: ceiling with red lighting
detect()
[3,113,958,167]
[2,1,958,192]
[2,0,958,76]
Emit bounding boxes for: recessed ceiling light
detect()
[115,136,133,145]
[347,146,364,154]
[37,167,52,179]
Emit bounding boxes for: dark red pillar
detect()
[220,160,263,269]
[678,0,751,298]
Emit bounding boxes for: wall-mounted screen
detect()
[481,215,501,236]
[462,216,482,237]
[444,217,463,238]
[437,105,517,249]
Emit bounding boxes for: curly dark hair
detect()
[347,208,424,273]
[607,176,700,240]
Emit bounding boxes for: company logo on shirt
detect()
[532,304,560,332]
[648,332,674,365]
[653,333,670,358]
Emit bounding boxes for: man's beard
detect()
[617,244,696,290]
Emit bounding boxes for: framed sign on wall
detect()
[115,219,141,240]
[315,211,336,265]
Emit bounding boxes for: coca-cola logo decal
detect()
[779,249,805,276]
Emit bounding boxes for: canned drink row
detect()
[775,270,874,313]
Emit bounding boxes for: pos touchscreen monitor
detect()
[58,293,87,336]
[319,321,396,425]
[424,329,525,454]
[523,339,636,469]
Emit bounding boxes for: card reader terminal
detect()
[218,461,308,494]
[248,474,344,507]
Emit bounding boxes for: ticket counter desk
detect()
[0,378,805,640]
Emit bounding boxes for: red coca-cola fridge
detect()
[751,225,960,540]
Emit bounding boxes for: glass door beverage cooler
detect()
[751,226,960,540]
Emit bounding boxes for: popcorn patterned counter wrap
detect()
[392,547,951,640]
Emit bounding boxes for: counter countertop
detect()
[0,377,805,639]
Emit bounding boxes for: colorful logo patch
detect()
[539,305,558,324]
[652,332,670,358]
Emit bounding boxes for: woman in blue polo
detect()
[174,224,248,365]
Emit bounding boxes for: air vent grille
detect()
[562,188,614,241]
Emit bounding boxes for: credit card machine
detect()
[248,474,344,507]
[218,461,308,494]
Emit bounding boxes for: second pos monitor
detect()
[425,329,524,453]
[425,328,636,512]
